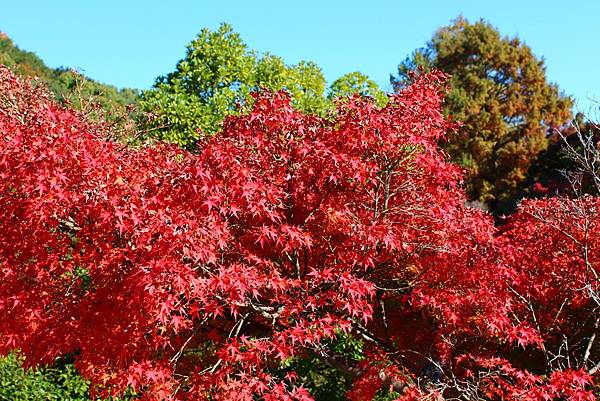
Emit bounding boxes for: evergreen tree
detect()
[392,17,573,213]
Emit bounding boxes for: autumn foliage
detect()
[0,66,598,400]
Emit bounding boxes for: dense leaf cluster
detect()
[0,66,598,400]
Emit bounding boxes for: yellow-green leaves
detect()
[140,24,385,149]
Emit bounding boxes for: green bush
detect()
[0,354,135,401]
[0,354,90,401]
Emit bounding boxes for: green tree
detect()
[140,24,385,149]
[392,17,573,213]
[140,24,329,147]
[328,71,387,107]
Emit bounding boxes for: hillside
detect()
[0,31,138,110]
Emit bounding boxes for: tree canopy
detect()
[140,24,384,149]
[392,17,573,213]
[1,66,598,401]
[328,71,388,107]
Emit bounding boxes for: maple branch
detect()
[377,291,390,342]
[583,316,599,367]
[170,327,199,364]
[213,293,285,323]
[228,313,249,338]
[351,320,397,355]
[589,361,600,375]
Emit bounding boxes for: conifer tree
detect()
[392,17,573,212]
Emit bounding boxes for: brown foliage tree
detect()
[392,17,573,213]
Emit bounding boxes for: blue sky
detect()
[2,0,599,113]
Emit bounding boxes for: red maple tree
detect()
[0,66,597,400]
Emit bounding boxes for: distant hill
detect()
[0,31,138,110]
